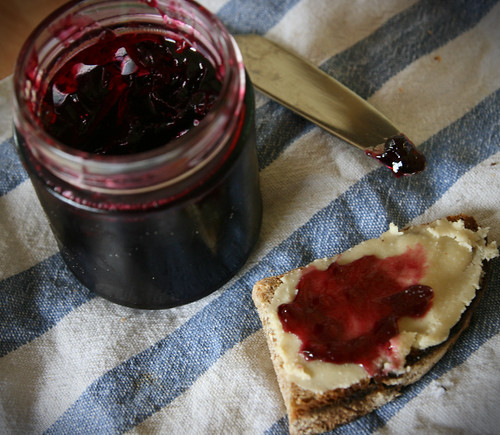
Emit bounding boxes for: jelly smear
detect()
[277,246,433,375]
[39,31,222,155]
[365,134,426,177]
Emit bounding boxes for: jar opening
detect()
[13,0,246,194]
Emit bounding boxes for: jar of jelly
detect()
[12,0,262,309]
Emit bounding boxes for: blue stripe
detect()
[45,87,500,434]
[0,137,29,196]
[217,0,302,34]
[255,0,498,171]
[265,418,289,435]
[0,254,95,357]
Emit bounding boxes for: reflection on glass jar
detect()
[13,0,262,309]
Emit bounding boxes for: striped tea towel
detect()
[1,0,499,433]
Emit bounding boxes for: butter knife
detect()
[234,34,425,177]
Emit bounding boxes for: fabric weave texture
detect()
[0,0,499,434]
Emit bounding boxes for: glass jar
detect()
[12,0,262,309]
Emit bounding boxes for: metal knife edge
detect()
[234,34,402,151]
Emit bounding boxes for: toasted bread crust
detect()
[252,215,487,435]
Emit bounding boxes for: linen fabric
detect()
[1,0,499,433]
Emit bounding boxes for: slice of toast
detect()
[252,215,498,435]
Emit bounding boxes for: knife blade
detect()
[234,34,425,176]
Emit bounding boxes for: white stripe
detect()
[0,77,13,144]
[198,0,230,13]
[267,0,418,64]
[0,180,58,280]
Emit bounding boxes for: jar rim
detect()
[13,0,246,194]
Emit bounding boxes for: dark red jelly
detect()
[277,246,433,374]
[39,32,222,155]
[365,134,426,177]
